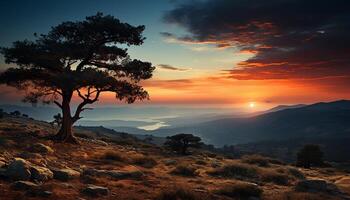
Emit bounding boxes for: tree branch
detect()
[53,100,62,109]
[72,90,102,123]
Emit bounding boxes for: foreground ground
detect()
[0,115,350,200]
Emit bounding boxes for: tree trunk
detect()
[53,91,78,144]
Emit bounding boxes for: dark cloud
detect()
[164,0,350,80]
[157,64,190,71]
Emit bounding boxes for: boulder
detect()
[18,152,43,159]
[11,181,39,191]
[6,158,32,181]
[52,168,80,181]
[30,165,53,182]
[83,168,143,180]
[164,159,177,166]
[0,157,6,168]
[81,185,109,197]
[295,179,341,194]
[29,143,54,154]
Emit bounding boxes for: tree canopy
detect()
[0,13,155,143]
[164,133,203,155]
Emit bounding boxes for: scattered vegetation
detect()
[164,133,203,155]
[171,164,198,177]
[130,154,157,168]
[297,144,324,168]
[100,151,126,162]
[215,181,262,199]
[208,163,258,179]
[242,154,270,167]
[260,169,289,185]
[155,186,200,200]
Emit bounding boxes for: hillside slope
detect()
[0,115,350,199]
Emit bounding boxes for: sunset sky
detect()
[1,0,350,110]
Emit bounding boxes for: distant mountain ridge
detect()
[130,100,350,146]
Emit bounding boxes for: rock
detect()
[0,161,5,168]
[26,189,52,197]
[0,157,6,168]
[164,159,177,165]
[83,168,143,180]
[52,168,80,181]
[11,181,39,191]
[295,179,341,194]
[30,165,53,182]
[81,185,109,197]
[6,158,32,181]
[18,152,43,159]
[29,143,54,154]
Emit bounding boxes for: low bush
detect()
[215,181,262,199]
[287,167,305,180]
[100,151,126,161]
[242,154,270,167]
[154,186,200,200]
[260,169,289,185]
[171,165,198,177]
[131,154,157,168]
[208,163,258,179]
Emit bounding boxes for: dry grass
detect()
[130,154,157,168]
[100,150,126,162]
[208,163,258,179]
[215,181,262,199]
[171,164,198,177]
[260,169,290,185]
[154,186,201,200]
[242,154,271,167]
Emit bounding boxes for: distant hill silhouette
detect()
[139,100,350,147]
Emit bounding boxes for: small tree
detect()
[296,144,324,168]
[10,110,21,117]
[0,13,154,143]
[52,113,63,127]
[164,133,203,155]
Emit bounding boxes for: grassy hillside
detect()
[0,115,350,199]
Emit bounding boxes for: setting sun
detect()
[249,102,256,108]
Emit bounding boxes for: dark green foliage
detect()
[10,110,21,116]
[296,144,324,168]
[51,113,63,127]
[164,133,203,155]
[0,13,154,142]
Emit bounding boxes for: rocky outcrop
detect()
[5,157,53,182]
[81,185,109,197]
[11,181,39,191]
[52,168,80,181]
[6,158,32,181]
[30,165,53,182]
[29,143,54,154]
[295,179,341,194]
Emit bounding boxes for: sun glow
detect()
[249,102,256,108]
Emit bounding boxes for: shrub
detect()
[171,165,198,177]
[296,144,324,168]
[155,186,200,200]
[208,163,258,179]
[101,151,125,161]
[131,154,157,168]
[242,154,270,167]
[260,169,289,185]
[215,182,262,199]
